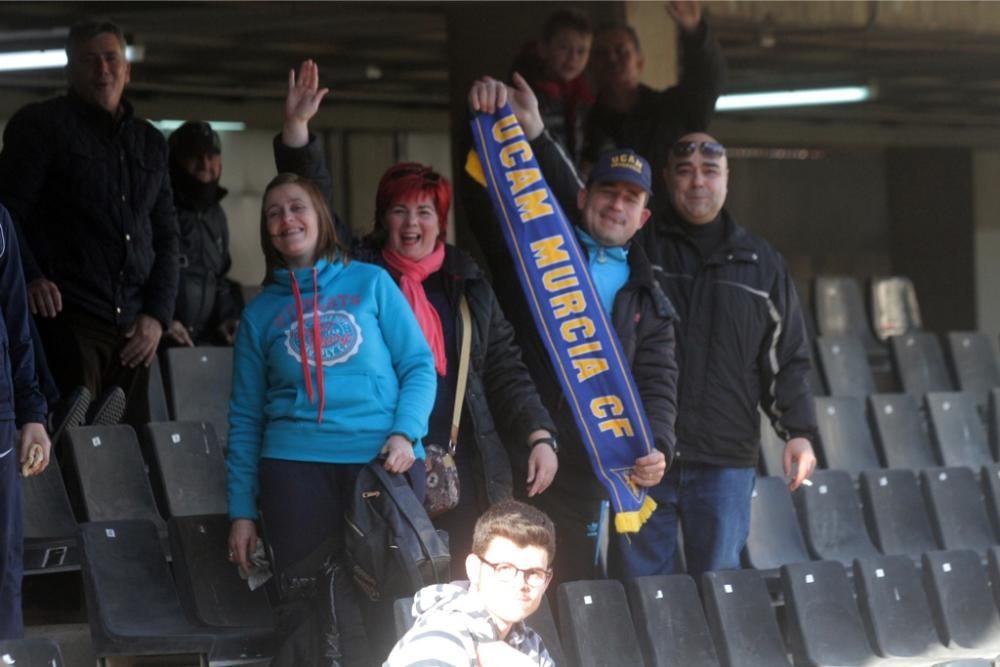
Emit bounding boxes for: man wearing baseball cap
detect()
[166,121,241,347]
[466,76,679,585]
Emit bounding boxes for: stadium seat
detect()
[64,425,167,538]
[701,569,793,667]
[813,276,878,348]
[167,514,275,661]
[859,469,939,559]
[945,332,1000,395]
[143,421,227,518]
[758,409,786,477]
[625,574,721,667]
[890,332,953,397]
[742,476,812,572]
[148,354,171,423]
[781,559,887,667]
[921,467,996,552]
[79,520,213,665]
[853,553,989,662]
[557,579,643,667]
[921,549,1000,655]
[987,547,1000,611]
[815,335,877,398]
[0,638,65,666]
[795,469,880,565]
[868,393,939,469]
[815,396,883,475]
[164,346,233,447]
[870,276,923,342]
[987,389,1000,460]
[980,463,1000,539]
[525,595,565,667]
[21,453,79,574]
[925,392,992,468]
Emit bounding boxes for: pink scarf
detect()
[382,241,447,376]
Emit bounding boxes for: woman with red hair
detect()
[275,61,558,580]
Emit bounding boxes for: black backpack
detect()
[344,462,451,602]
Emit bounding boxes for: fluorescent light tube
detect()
[153,120,247,132]
[716,85,872,111]
[0,45,143,72]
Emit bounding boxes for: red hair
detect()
[373,162,452,240]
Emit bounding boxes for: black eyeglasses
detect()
[478,556,552,587]
[671,141,726,159]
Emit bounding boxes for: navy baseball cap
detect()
[587,148,652,195]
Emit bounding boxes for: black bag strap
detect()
[366,463,448,582]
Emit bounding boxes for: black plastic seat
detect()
[743,476,811,572]
[921,467,996,552]
[148,354,171,423]
[64,425,166,537]
[557,579,643,667]
[814,276,879,348]
[853,553,986,662]
[168,514,275,661]
[795,469,881,566]
[868,393,939,469]
[859,469,938,559]
[987,547,1000,611]
[165,346,233,447]
[988,389,1000,461]
[758,409,786,477]
[701,568,793,667]
[21,454,79,573]
[925,392,992,468]
[890,332,953,397]
[981,463,1000,539]
[945,332,1000,395]
[871,276,923,342]
[79,520,213,665]
[0,638,65,666]
[816,335,877,398]
[922,549,1000,655]
[815,396,883,475]
[781,559,890,667]
[143,421,227,518]
[626,574,721,667]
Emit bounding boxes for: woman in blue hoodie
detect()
[225,172,436,663]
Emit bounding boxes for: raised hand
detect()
[283,59,330,148]
[667,0,702,33]
[467,73,544,140]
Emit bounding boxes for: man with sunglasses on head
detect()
[651,131,818,576]
[385,499,555,667]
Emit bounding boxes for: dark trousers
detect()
[610,460,756,580]
[259,458,426,667]
[531,485,603,591]
[36,305,149,426]
[0,421,23,639]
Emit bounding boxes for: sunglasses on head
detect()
[387,165,440,183]
[671,141,726,159]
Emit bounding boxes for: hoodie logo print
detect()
[285,310,363,366]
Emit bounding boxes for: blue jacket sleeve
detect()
[226,314,268,520]
[0,206,47,426]
[372,270,437,445]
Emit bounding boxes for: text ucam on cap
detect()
[587,148,653,195]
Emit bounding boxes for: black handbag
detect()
[344,462,450,602]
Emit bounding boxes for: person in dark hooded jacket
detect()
[165,121,241,346]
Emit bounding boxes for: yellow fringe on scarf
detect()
[614,495,657,534]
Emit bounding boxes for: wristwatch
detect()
[529,436,559,455]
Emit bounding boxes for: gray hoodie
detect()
[384,582,553,667]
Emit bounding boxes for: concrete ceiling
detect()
[0,1,996,131]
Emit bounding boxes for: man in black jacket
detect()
[165,121,240,347]
[651,132,817,576]
[467,77,677,585]
[0,19,178,425]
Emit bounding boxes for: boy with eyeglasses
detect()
[384,499,555,667]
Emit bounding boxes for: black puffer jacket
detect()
[656,210,818,468]
[463,132,679,498]
[274,134,556,504]
[170,162,239,342]
[0,92,179,328]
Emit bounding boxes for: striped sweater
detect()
[384,582,553,667]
